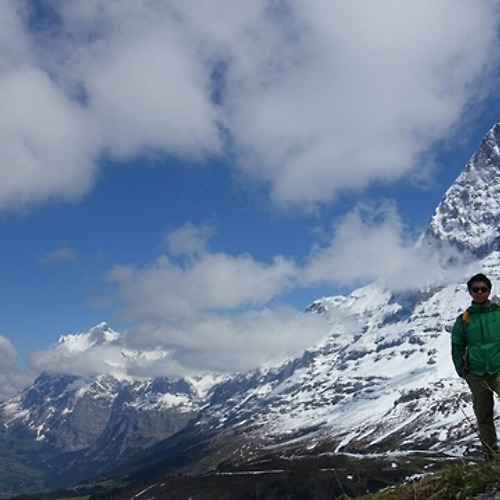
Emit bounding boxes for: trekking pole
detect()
[456,393,488,458]
[457,390,500,460]
[457,393,480,437]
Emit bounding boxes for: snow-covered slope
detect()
[198,278,476,457]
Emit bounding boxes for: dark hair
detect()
[467,273,492,291]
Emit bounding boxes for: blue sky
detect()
[1,0,500,396]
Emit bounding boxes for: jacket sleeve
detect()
[451,316,467,377]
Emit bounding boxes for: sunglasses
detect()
[471,286,489,293]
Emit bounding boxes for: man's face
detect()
[469,281,491,304]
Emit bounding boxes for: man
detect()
[451,273,500,460]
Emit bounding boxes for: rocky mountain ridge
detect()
[420,120,500,258]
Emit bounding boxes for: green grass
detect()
[0,428,59,495]
[359,460,500,500]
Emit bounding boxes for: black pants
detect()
[465,372,500,457]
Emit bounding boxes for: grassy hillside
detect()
[359,460,500,500]
[0,429,58,496]
[84,456,500,500]
[6,450,500,499]
[29,453,494,500]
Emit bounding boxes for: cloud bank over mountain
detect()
[0,334,33,399]
[28,214,468,380]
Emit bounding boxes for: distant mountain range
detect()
[1,119,500,497]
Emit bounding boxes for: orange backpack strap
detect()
[462,310,470,325]
[462,303,500,325]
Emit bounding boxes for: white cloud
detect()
[107,250,298,321]
[29,309,329,378]
[30,342,133,379]
[42,0,226,160]
[25,224,307,376]
[0,66,98,209]
[166,222,215,256]
[0,336,17,370]
[98,216,436,375]
[125,309,329,374]
[80,26,223,160]
[0,1,31,71]
[40,247,78,264]
[305,203,412,286]
[1,0,499,210]
[303,202,464,291]
[225,0,500,206]
[0,335,34,399]
[27,213,464,377]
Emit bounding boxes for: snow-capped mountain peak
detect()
[58,322,120,353]
[421,120,500,257]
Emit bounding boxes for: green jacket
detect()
[451,300,500,377]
